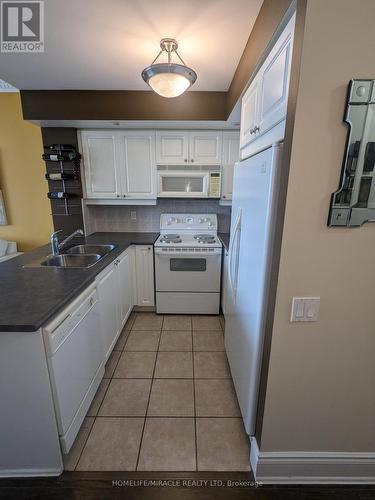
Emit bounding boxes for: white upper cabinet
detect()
[118,131,156,199]
[81,130,157,202]
[189,131,223,165]
[240,14,295,155]
[156,131,189,165]
[81,131,120,199]
[156,131,222,165]
[221,131,240,203]
[240,77,260,151]
[257,15,294,135]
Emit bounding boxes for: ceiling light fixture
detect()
[142,38,197,98]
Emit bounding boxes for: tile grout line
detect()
[73,418,96,471]
[93,415,243,419]
[192,319,198,472]
[135,314,164,471]
[120,350,225,353]
[109,377,231,380]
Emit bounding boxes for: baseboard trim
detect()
[250,437,375,484]
[0,468,62,478]
[133,306,156,312]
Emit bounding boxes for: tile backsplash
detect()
[84,199,231,235]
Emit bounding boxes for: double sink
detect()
[38,244,116,268]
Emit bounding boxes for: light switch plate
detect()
[290,297,320,322]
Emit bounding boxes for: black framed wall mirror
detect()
[329,79,375,227]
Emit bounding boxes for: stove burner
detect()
[160,234,182,244]
[194,234,216,244]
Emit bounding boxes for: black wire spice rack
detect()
[43,144,82,217]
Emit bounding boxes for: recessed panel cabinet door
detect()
[96,263,120,360]
[135,246,155,307]
[156,131,189,165]
[240,77,260,150]
[81,131,120,199]
[221,131,240,202]
[119,131,157,199]
[258,15,294,135]
[117,249,133,328]
[189,131,223,164]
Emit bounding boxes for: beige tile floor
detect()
[64,312,250,472]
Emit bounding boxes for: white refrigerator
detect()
[225,143,283,436]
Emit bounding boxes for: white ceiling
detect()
[0,0,263,91]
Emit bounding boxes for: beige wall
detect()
[260,0,375,452]
[0,93,53,251]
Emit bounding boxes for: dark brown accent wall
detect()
[41,128,84,238]
[22,90,227,121]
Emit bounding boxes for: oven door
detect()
[155,249,221,292]
[157,171,209,198]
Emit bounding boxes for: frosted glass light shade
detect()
[142,63,197,98]
[148,72,190,98]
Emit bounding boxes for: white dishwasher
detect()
[43,283,104,454]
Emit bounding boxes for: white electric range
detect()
[154,214,222,314]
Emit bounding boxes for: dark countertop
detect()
[0,232,159,332]
[218,233,230,252]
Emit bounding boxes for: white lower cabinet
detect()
[135,245,155,306]
[96,246,136,360]
[96,244,154,359]
[117,247,134,329]
[96,262,121,360]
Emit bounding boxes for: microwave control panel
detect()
[209,173,221,197]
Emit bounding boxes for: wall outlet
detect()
[290,297,320,322]
[130,211,137,221]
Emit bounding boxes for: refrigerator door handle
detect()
[228,208,242,301]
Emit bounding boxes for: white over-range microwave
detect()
[157,166,221,198]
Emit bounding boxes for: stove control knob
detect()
[185,217,193,223]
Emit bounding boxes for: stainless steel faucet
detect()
[51,229,84,256]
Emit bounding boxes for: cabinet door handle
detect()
[116,194,120,198]
[191,158,194,162]
[253,125,260,133]
[249,128,254,135]
[123,194,126,198]
[184,158,188,162]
